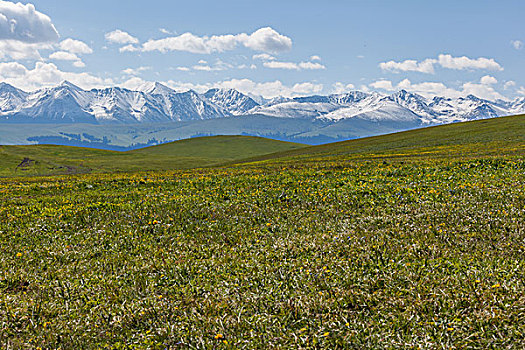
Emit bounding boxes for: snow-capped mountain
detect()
[204,88,259,115]
[0,81,524,126]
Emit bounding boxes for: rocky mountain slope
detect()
[1,81,524,126]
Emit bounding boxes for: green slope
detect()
[0,135,306,177]
[238,114,525,165]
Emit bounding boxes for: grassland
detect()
[0,135,306,177]
[1,115,524,348]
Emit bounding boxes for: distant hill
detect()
[0,135,306,177]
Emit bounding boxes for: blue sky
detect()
[1,0,524,99]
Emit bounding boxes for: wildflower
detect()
[492,283,501,288]
[215,334,224,340]
[16,252,22,258]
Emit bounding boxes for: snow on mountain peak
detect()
[0,81,523,125]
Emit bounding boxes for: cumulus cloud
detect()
[105,29,139,45]
[518,87,525,96]
[462,82,505,100]
[504,81,516,90]
[369,78,507,101]
[380,54,504,74]
[49,50,86,68]
[480,75,497,85]
[49,51,80,61]
[369,80,395,91]
[238,27,292,53]
[379,59,436,74]
[262,60,326,70]
[310,55,321,61]
[511,40,523,50]
[253,53,275,61]
[122,66,150,76]
[331,82,356,94]
[160,78,322,99]
[119,44,139,53]
[59,38,93,54]
[0,1,59,43]
[141,27,292,54]
[437,54,503,71]
[0,61,113,91]
[0,40,49,60]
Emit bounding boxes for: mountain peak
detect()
[139,81,175,95]
[59,80,83,91]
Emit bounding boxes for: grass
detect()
[0,115,524,348]
[0,135,306,177]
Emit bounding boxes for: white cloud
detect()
[263,60,325,70]
[119,76,147,91]
[105,30,139,45]
[370,78,507,101]
[504,81,516,90]
[49,51,86,68]
[380,54,504,75]
[59,38,93,54]
[176,66,190,72]
[518,87,525,96]
[0,1,59,43]
[253,53,275,61]
[437,54,503,71]
[0,61,113,91]
[461,82,505,100]
[122,66,150,75]
[238,27,292,53]
[141,27,292,54]
[395,79,461,98]
[511,40,523,50]
[480,75,497,85]
[160,78,322,99]
[0,40,50,60]
[159,28,174,35]
[369,80,395,91]
[49,51,80,61]
[310,55,321,61]
[72,60,85,68]
[119,44,139,53]
[263,61,299,70]
[331,82,355,94]
[299,61,326,70]
[379,58,436,74]
[192,64,222,71]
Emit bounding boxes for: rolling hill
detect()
[238,113,525,164]
[0,135,306,177]
[1,114,523,177]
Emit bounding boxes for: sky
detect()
[1,0,525,100]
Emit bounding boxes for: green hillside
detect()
[0,135,306,177]
[240,114,525,164]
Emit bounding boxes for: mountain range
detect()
[2,81,525,125]
[1,80,525,149]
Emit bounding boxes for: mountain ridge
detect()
[1,81,524,128]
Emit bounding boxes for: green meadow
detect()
[0,115,524,348]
